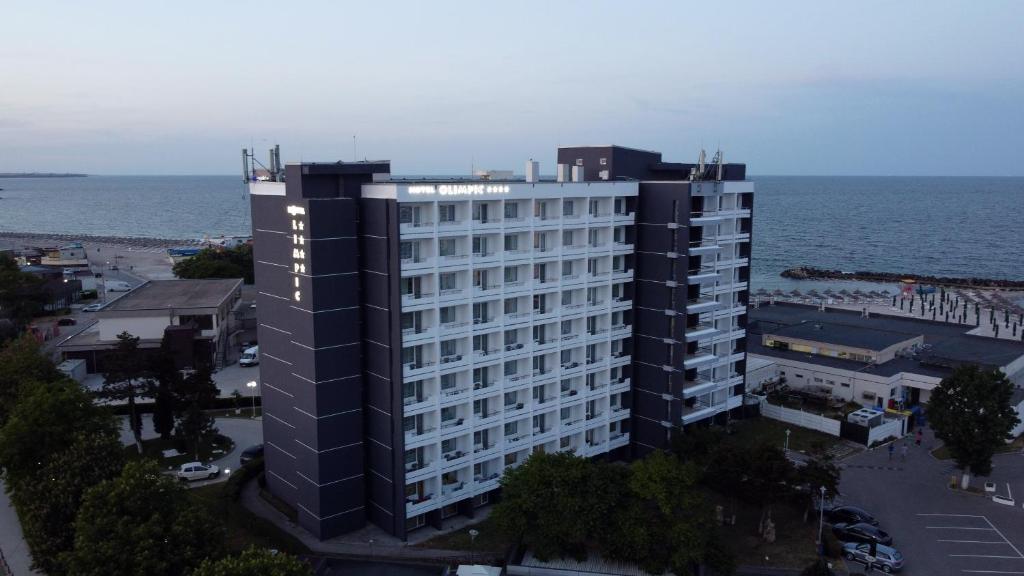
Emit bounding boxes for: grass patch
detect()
[724,417,842,456]
[190,482,309,555]
[413,516,512,555]
[932,435,1024,460]
[123,434,234,469]
[708,491,822,569]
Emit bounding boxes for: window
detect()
[504,421,518,436]
[575,158,583,166]
[438,204,456,222]
[403,415,416,432]
[561,320,572,335]
[440,339,457,357]
[440,373,456,390]
[504,234,518,251]
[504,202,518,219]
[504,330,517,345]
[504,361,517,376]
[563,200,574,216]
[441,437,456,453]
[504,266,518,282]
[561,291,573,306]
[438,272,457,291]
[561,349,572,364]
[504,298,518,314]
[399,241,415,260]
[599,157,607,166]
[438,238,456,257]
[589,199,599,215]
[560,407,571,420]
[562,230,574,246]
[504,392,517,406]
[472,236,487,255]
[562,261,573,276]
[179,314,213,330]
[439,305,456,324]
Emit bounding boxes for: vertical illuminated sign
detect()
[287,205,307,302]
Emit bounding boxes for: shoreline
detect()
[0,230,201,248]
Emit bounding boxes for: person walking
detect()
[901,443,908,462]
[915,428,923,446]
[888,443,895,461]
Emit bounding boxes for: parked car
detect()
[843,542,904,573]
[825,505,879,527]
[56,318,77,326]
[239,345,259,367]
[240,444,264,466]
[176,462,219,482]
[833,522,893,546]
[82,303,104,312]
[106,280,132,292]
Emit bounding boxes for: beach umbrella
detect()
[773,289,785,296]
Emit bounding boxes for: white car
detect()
[176,462,219,482]
[239,346,259,367]
[82,303,104,312]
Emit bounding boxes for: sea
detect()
[1,175,1022,291]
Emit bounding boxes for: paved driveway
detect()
[838,428,1024,575]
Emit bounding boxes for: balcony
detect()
[472,251,501,265]
[562,302,586,313]
[504,248,531,261]
[687,267,720,285]
[560,388,581,400]
[613,211,635,223]
[503,342,527,354]
[534,215,561,227]
[562,243,587,256]
[612,241,634,254]
[405,459,436,476]
[472,217,502,229]
[440,386,470,402]
[438,253,470,267]
[438,287,467,301]
[400,256,433,272]
[609,432,629,449]
[401,291,434,307]
[438,320,470,335]
[399,220,435,234]
[688,238,722,256]
[609,377,631,393]
[611,323,631,337]
[406,493,437,517]
[403,394,434,412]
[441,481,466,498]
[682,374,716,398]
[533,337,557,352]
[473,442,497,456]
[404,426,437,443]
[401,325,436,342]
[504,401,527,418]
[504,374,532,390]
[682,399,720,424]
[472,379,497,393]
[472,316,499,331]
[687,296,720,313]
[473,284,502,297]
[403,361,437,379]
[533,307,557,322]
[472,347,501,360]
[587,327,609,341]
[684,322,719,342]
[473,472,501,488]
[437,219,467,230]
[683,346,717,369]
[440,417,467,433]
[588,271,611,281]
[561,332,581,344]
[612,268,634,282]
[473,410,501,427]
[532,368,556,381]
[611,296,631,311]
[561,361,583,375]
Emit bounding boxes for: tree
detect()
[173,365,220,458]
[150,347,181,440]
[0,380,118,492]
[0,334,63,425]
[928,365,1020,487]
[99,332,155,454]
[192,547,311,576]
[12,431,125,575]
[704,443,797,537]
[492,452,596,561]
[0,254,46,334]
[795,455,841,522]
[64,460,224,576]
[173,244,253,284]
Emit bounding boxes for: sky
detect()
[2,1,1023,176]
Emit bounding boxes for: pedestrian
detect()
[915,428,923,446]
[901,443,908,461]
[888,443,894,461]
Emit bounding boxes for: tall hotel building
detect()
[249,145,753,540]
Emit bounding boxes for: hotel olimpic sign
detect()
[407,184,511,196]
[286,205,307,302]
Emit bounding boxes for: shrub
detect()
[822,530,843,558]
[224,456,264,502]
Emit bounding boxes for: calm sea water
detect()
[1,175,1021,287]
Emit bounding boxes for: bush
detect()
[224,456,264,502]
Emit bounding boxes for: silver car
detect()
[843,542,904,573]
[176,462,219,482]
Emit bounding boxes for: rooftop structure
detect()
[103,278,242,312]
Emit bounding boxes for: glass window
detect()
[563,200,574,216]
[438,204,456,222]
[504,360,517,376]
[504,298,518,314]
[504,202,518,219]
[504,266,518,282]
[504,235,518,251]
[438,238,456,257]
[504,421,518,436]
[562,230,573,246]
[439,273,457,291]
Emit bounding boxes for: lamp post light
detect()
[246,380,258,418]
[784,428,791,453]
[817,485,827,551]
[469,528,479,556]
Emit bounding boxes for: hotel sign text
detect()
[408,184,511,196]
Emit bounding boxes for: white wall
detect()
[97,316,169,340]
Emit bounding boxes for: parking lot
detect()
[838,428,1024,575]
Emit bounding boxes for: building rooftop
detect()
[766,320,917,351]
[103,279,242,312]
[749,303,1024,377]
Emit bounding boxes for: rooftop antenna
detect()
[713,148,724,181]
[696,149,707,180]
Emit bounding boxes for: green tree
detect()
[64,460,225,576]
[99,332,154,454]
[13,431,124,575]
[492,452,596,560]
[796,456,841,522]
[192,547,311,576]
[0,254,46,333]
[173,365,220,458]
[928,365,1020,487]
[0,380,118,492]
[172,244,253,284]
[150,347,181,440]
[0,334,62,425]
[704,443,797,536]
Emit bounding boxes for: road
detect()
[838,428,1024,575]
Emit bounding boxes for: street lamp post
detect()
[817,485,827,551]
[246,380,258,418]
[469,528,479,557]
[784,428,791,452]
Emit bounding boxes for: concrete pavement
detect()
[0,481,39,575]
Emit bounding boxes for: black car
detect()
[826,505,879,527]
[240,444,264,466]
[833,522,893,546]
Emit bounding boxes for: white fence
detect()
[759,400,842,437]
[867,417,905,445]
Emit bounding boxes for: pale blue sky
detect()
[2,1,1023,175]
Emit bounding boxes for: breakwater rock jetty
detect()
[781,266,1024,290]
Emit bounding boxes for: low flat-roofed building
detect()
[58,278,243,372]
[747,303,1024,409]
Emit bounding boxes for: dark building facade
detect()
[251,145,753,541]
